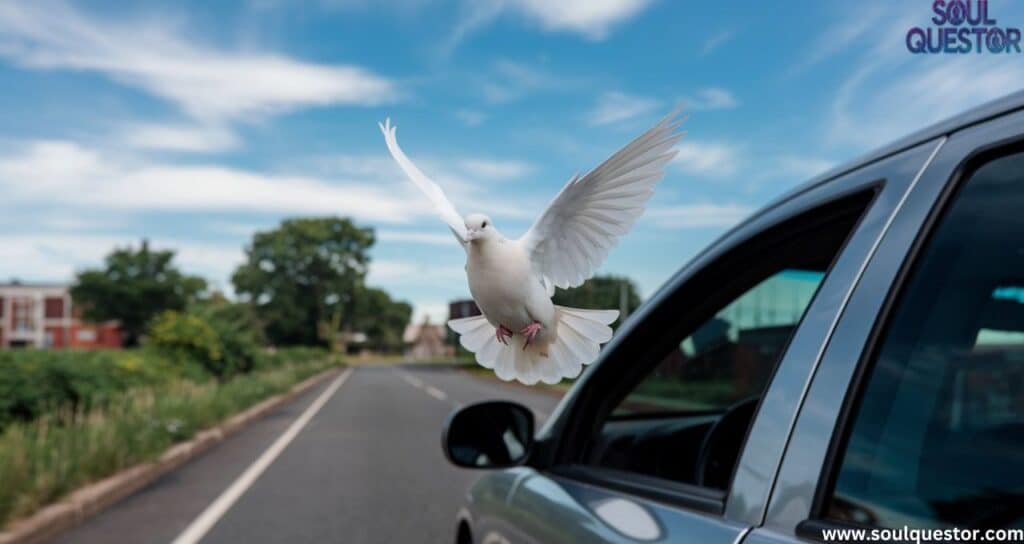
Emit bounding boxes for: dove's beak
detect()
[465,229,480,242]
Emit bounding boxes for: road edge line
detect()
[0,366,345,544]
[171,367,353,544]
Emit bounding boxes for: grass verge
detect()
[0,357,340,528]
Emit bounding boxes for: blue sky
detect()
[2,0,1023,322]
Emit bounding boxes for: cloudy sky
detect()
[2,0,1023,322]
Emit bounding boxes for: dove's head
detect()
[464,213,498,243]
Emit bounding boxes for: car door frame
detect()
[511,137,945,537]
[743,109,1024,544]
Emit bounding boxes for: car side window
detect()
[585,190,875,491]
[615,269,824,417]
[824,150,1024,529]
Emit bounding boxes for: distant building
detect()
[0,282,121,349]
[448,299,480,321]
[403,316,453,360]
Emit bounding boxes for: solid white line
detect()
[170,368,353,544]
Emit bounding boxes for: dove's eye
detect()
[481,221,488,228]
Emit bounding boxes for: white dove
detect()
[379,110,684,384]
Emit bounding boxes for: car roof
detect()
[759,89,1024,217]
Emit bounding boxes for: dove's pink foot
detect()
[520,322,542,350]
[495,325,513,346]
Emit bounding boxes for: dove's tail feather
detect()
[448,306,619,385]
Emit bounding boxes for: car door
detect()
[745,109,1024,544]
[470,139,942,544]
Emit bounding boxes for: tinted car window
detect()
[587,190,875,490]
[616,269,824,416]
[826,151,1024,529]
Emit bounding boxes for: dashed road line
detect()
[423,385,448,401]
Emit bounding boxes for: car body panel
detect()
[752,106,1024,542]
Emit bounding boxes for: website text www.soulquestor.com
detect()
[820,526,1024,543]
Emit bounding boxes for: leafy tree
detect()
[552,275,642,329]
[351,286,413,353]
[232,218,375,346]
[71,240,207,346]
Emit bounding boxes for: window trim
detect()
[542,186,880,516]
[808,136,1024,533]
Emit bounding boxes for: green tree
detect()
[351,286,413,353]
[552,275,642,329]
[232,217,375,346]
[71,240,207,346]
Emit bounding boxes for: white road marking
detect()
[424,385,448,401]
[170,368,353,544]
[400,372,423,388]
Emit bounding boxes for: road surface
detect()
[57,365,564,544]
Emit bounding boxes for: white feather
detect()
[449,306,617,384]
[379,119,469,244]
[519,108,685,289]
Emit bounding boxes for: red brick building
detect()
[0,282,121,349]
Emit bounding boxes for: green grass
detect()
[0,356,340,528]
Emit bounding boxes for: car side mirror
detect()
[442,401,534,469]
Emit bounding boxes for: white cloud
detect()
[119,123,240,153]
[789,5,890,74]
[774,156,835,181]
[376,230,455,246]
[368,260,464,285]
[0,140,536,241]
[587,91,660,126]
[307,151,535,218]
[443,0,655,53]
[0,140,422,223]
[813,4,1024,149]
[0,1,398,122]
[455,108,488,127]
[456,158,532,180]
[647,203,752,229]
[672,141,740,177]
[508,0,655,40]
[0,234,243,285]
[480,59,572,104]
[681,88,739,111]
[700,29,735,56]
[830,55,1024,149]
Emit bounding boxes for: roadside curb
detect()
[0,367,343,544]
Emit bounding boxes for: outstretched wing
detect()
[379,118,468,244]
[519,109,684,292]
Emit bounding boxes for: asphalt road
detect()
[56,365,564,544]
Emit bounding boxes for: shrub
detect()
[192,301,266,376]
[147,310,224,375]
[147,301,268,379]
[0,349,179,430]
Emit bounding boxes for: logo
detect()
[906,0,1022,54]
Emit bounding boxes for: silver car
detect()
[442,91,1024,544]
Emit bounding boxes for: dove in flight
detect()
[379,110,684,384]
